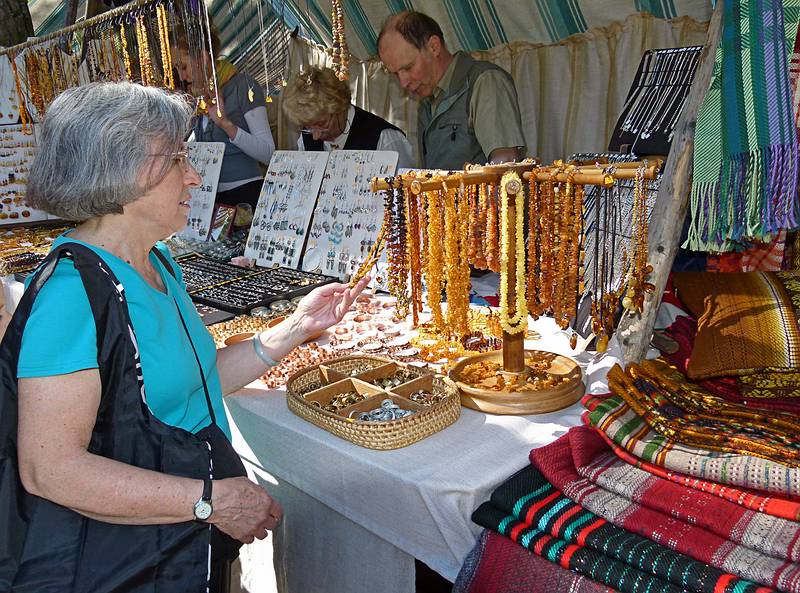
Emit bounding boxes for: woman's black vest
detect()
[302,105,403,151]
[0,244,215,592]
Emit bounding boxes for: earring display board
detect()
[178,141,225,241]
[608,46,702,156]
[0,56,21,123]
[301,150,398,284]
[0,124,52,224]
[245,150,329,269]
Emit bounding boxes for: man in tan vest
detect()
[377,10,526,170]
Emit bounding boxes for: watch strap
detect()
[202,477,212,502]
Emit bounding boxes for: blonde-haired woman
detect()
[282,66,414,168]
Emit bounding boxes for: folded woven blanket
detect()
[474,465,774,593]
[529,427,800,585]
[607,360,800,465]
[591,428,800,522]
[453,529,617,593]
[583,392,800,497]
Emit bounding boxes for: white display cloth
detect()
[225,315,624,592]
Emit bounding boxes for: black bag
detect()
[154,247,247,563]
[0,244,241,592]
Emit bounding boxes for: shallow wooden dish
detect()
[449,349,584,415]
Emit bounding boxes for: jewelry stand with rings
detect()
[370,160,660,415]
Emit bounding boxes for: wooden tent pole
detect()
[502,175,526,373]
[617,0,724,363]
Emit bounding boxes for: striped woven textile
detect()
[688,0,800,252]
[582,393,800,497]
[664,316,800,414]
[705,231,788,272]
[529,428,800,586]
[474,465,775,593]
[593,428,800,522]
[607,360,800,465]
[473,504,690,593]
[452,529,617,593]
[672,271,800,381]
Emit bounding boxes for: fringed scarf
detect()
[688,0,800,252]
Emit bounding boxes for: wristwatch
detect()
[193,478,213,521]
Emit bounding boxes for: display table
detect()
[225,322,624,593]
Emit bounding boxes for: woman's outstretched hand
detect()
[290,276,370,340]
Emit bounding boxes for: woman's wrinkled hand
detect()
[289,276,370,340]
[209,477,283,543]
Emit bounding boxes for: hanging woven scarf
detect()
[688,0,800,252]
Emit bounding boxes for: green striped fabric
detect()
[32,0,712,57]
[688,0,800,252]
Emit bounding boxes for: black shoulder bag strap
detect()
[152,247,246,561]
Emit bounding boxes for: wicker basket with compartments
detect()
[286,356,461,450]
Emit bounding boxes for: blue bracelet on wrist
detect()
[252,331,279,367]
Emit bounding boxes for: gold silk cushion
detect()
[672,271,800,380]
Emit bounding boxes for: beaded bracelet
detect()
[252,331,279,367]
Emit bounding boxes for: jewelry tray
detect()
[176,252,337,315]
[286,356,461,450]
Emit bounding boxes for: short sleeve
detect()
[18,260,100,378]
[469,70,527,158]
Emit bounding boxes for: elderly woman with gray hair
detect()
[0,81,368,593]
[282,66,415,168]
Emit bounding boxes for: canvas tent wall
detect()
[27,0,712,161]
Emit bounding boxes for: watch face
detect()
[194,499,213,521]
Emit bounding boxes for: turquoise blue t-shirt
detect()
[17,234,230,439]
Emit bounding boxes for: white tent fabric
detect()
[275,12,709,164]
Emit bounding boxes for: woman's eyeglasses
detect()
[153,150,191,170]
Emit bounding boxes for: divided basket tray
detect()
[286,356,461,450]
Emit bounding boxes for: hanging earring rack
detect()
[370,159,660,415]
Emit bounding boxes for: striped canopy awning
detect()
[32,0,713,61]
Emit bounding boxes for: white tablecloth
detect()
[225,318,624,593]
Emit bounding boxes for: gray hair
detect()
[27,81,194,221]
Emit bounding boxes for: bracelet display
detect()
[252,331,279,367]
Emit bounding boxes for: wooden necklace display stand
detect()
[372,161,659,415]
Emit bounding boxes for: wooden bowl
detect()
[449,349,584,415]
[268,315,324,343]
[223,332,255,346]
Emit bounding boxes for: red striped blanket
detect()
[529,428,800,586]
[475,465,775,593]
[452,529,617,593]
[593,428,800,521]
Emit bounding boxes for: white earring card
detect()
[245,150,329,269]
[0,124,52,224]
[0,56,22,124]
[301,150,398,286]
[177,141,225,241]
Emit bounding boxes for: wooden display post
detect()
[501,175,526,374]
[617,1,723,363]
